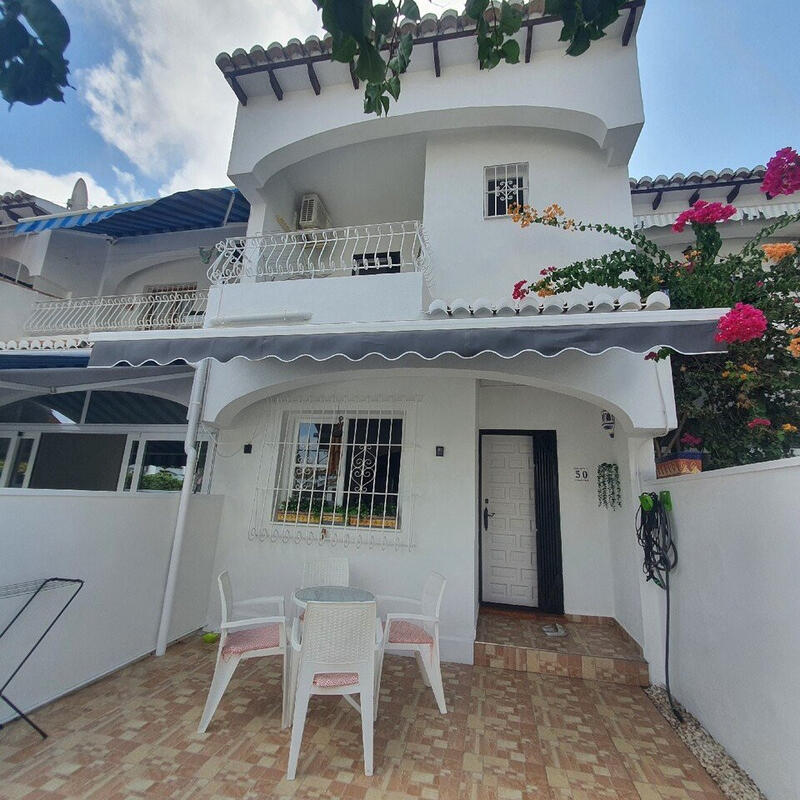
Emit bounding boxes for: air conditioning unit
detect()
[297,193,332,230]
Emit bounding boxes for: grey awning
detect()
[88,320,725,367]
[0,365,192,391]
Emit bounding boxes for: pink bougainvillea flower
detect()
[644,351,658,361]
[512,280,529,301]
[680,433,703,448]
[672,200,737,233]
[747,418,771,429]
[715,303,767,343]
[760,147,800,197]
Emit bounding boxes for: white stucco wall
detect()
[423,127,634,299]
[0,493,223,724]
[477,384,633,621]
[115,256,211,294]
[205,373,648,662]
[207,375,479,662]
[641,459,800,800]
[0,281,53,340]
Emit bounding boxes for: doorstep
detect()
[474,609,650,686]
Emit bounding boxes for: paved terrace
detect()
[0,637,723,799]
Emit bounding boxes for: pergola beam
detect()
[226,75,248,106]
[267,68,283,101]
[306,61,321,95]
[726,184,740,203]
[651,190,663,210]
[432,40,441,77]
[621,6,637,46]
[525,25,533,63]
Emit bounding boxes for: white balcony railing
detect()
[207,220,432,286]
[24,289,208,335]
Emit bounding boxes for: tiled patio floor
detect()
[0,637,723,799]
[475,611,650,687]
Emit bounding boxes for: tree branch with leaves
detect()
[314,0,628,116]
[0,0,70,107]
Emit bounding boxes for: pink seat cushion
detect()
[388,620,434,646]
[222,624,281,660]
[313,672,359,688]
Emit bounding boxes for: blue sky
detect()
[2,0,798,206]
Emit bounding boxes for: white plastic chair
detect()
[286,601,380,780]
[293,557,350,619]
[198,571,288,733]
[376,572,447,715]
[302,557,350,588]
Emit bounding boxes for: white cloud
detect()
[0,156,119,208]
[75,0,446,195]
[77,0,324,195]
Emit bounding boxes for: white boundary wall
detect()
[643,458,800,800]
[0,493,223,724]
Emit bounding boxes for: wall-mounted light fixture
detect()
[601,410,616,438]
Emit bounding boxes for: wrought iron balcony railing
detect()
[207,220,432,286]
[24,288,208,335]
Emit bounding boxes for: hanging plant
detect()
[597,463,622,509]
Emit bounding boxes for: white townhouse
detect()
[4,0,781,701]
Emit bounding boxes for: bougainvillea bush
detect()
[509,148,800,469]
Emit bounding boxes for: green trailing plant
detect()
[313,0,624,116]
[0,0,70,106]
[597,462,622,508]
[508,148,800,470]
[139,469,184,491]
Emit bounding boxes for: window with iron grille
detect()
[484,163,529,218]
[272,415,403,531]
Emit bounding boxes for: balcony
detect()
[24,288,208,336]
[207,220,432,286]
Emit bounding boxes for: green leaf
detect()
[400,0,420,20]
[398,31,413,61]
[381,95,390,114]
[330,35,358,63]
[387,74,401,100]
[0,17,31,62]
[501,38,520,63]
[499,0,522,35]
[565,25,591,56]
[355,41,386,83]
[20,0,70,53]
[372,2,396,38]
[465,0,489,21]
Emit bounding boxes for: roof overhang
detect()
[87,310,726,368]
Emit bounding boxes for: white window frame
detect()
[0,424,213,494]
[484,162,529,219]
[0,432,40,489]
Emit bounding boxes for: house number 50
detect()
[574,467,589,481]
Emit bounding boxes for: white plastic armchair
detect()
[376,572,447,715]
[293,557,350,618]
[286,600,380,780]
[198,571,288,733]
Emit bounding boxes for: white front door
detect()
[480,434,538,606]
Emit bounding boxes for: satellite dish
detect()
[68,178,88,210]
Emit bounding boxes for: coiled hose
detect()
[635,491,683,723]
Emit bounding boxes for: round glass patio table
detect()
[293,585,375,609]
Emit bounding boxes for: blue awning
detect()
[14,187,250,238]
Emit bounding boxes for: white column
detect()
[155,358,210,656]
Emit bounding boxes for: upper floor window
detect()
[484,163,529,218]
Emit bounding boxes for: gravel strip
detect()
[645,685,767,800]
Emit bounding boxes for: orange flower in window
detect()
[782,423,798,433]
[761,243,797,262]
